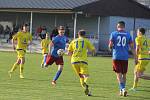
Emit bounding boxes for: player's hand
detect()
[48,52,51,56]
[109,48,112,52]
[134,59,138,65]
[148,51,150,55]
[13,45,16,50]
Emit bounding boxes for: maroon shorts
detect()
[112,60,128,74]
[46,55,64,65]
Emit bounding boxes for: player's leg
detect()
[80,63,89,85]
[131,70,150,91]
[9,50,21,73]
[121,60,128,96]
[122,73,127,96]
[43,54,47,65]
[41,54,47,68]
[8,58,21,78]
[116,73,124,94]
[122,74,126,85]
[137,61,150,80]
[52,65,63,85]
[72,64,81,84]
[113,60,127,96]
[116,73,127,96]
[44,54,54,67]
[41,55,44,67]
[19,57,25,79]
[9,58,21,72]
[72,63,85,87]
[51,57,64,85]
[79,63,91,96]
[137,71,150,80]
[131,70,139,90]
[132,60,149,89]
[17,50,26,78]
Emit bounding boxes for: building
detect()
[0,0,150,51]
[136,0,150,8]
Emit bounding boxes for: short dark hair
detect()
[139,28,145,35]
[21,23,29,30]
[58,26,64,30]
[117,21,125,27]
[23,23,29,27]
[78,30,86,36]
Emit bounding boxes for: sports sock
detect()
[10,62,18,72]
[84,77,88,83]
[119,83,125,91]
[43,55,47,64]
[53,70,62,81]
[20,64,24,75]
[80,78,84,88]
[133,81,138,88]
[41,58,44,65]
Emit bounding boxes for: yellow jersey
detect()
[135,35,150,59]
[13,31,32,50]
[68,37,95,64]
[41,39,50,54]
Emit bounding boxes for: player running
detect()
[41,34,50,67]
[44,26,68,86]
[130,28,150,91]
[68,30,95,96]
[109,21,134,96]
[8,24,32,79]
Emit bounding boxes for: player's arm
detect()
[129,41,137,63]
[135,38,140,64]
[148,39,150,54]
[87,40,96,55]
[12,38,16,50]
[12,33,18,50]
[67,41,73,56]
[48,41,54,54]
[135,44,140,64]
[108,33,113,51]
[108,40,113,51]
[41,41,44,50]
[28,34,33,46]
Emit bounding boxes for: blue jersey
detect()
[51,35,68,57]
[109,31,133,60]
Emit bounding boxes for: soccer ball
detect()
[57,49,65,56]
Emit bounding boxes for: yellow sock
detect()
[84,77,88,83]
[80,78,84,88]
[41,57,44,65]
[133,81,138,88]
[10,62,18,72]
[20,64,24,75]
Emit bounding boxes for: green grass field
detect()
[0,51,150,100]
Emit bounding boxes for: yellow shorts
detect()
[135,60,149,72]
[16,49,26,58]
[72,63,89,75]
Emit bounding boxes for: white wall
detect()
[98,17,110,50]
[99,16,150,50]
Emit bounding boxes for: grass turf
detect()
[0,51,150,100]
